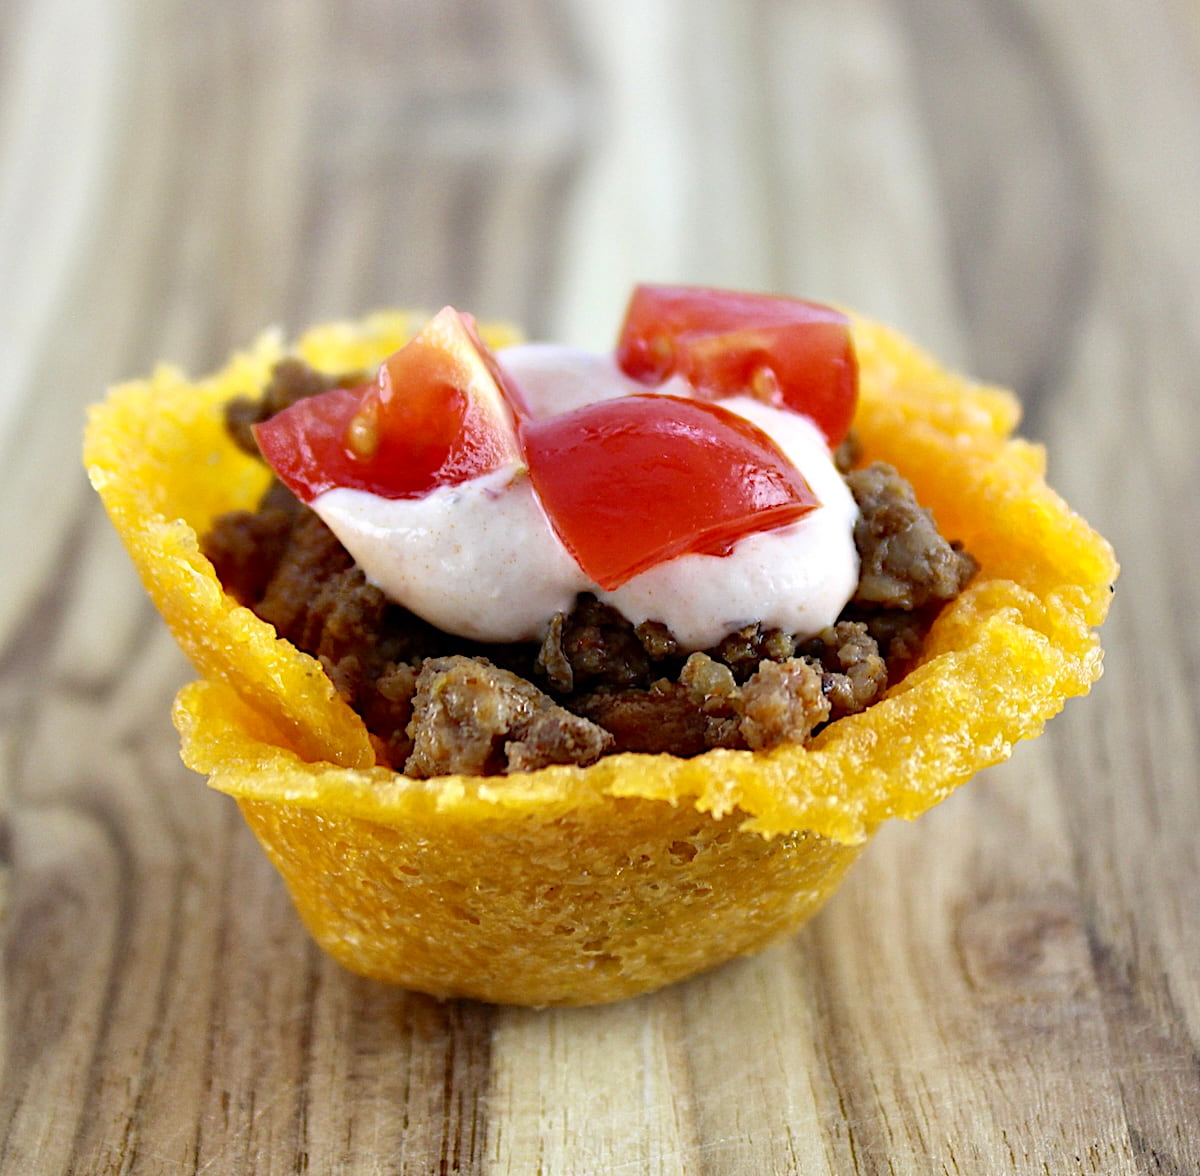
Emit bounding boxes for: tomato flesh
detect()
[615,284,857,447]
[522,394,819,590]
[254,307,522,502]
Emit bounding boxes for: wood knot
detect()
[956,893,1092,1001]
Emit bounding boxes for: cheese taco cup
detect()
[84,302,1116,1005]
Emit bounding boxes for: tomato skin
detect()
[254,308,522,503]
[615,284,857,447]
[521,394,819,591]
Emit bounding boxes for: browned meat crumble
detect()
[406,657,614,777]
[202,359,977,775]
[845,463,977,609]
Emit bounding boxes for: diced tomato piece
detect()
[459,311,532,419]
[252,383,369,501]
[255,307,523,502]
[522,394,819,590]
[615,284,857,447]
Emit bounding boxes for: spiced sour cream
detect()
[311,344,860,650]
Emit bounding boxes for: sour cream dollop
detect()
[312,345,860,650]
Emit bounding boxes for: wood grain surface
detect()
[2,1,1197,1172]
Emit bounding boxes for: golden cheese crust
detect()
[84,310,1117,1004]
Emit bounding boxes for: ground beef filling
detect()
[203,360,977,776]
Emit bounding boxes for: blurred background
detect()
[2,1,1197,1172]
[12,1,1183,403]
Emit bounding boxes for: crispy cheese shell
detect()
[84,311,1117,1005]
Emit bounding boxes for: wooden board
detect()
[2,1,1197,1170]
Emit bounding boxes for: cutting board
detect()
[1,1,1197,1170]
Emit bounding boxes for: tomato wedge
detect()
[522,394,819,590]
[255,307,523,502]
[615,284,857,447]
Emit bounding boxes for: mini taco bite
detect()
[84,287,1116,1006]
